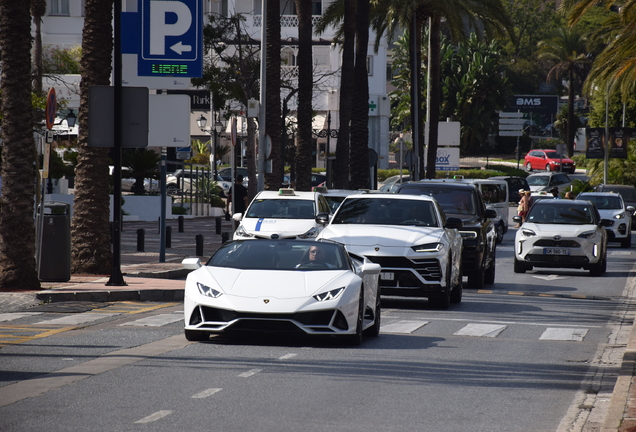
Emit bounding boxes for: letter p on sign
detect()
[149,1,192,55]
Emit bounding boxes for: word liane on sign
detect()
[151,64,189,74]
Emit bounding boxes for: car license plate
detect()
[380,272,394,280]
[544,248,570,255]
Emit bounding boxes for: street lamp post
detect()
[197,113,224,179]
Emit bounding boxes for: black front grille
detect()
[366,256,441,282]
[525,254,589,264]
[534,239,580,247]
[230,320,303,333]
[199,306,334,326]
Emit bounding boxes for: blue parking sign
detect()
[138,0,202,77]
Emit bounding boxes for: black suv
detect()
[396,181,497,289]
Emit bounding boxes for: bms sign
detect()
[507,95,558,114]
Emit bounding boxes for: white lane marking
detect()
[34,313,120,326]
[119,314,183,327]
[609,251,632,255]
[192,388,222,399]
[0,312,42,322]
[278,353,297,361]
[238,368,262,378]
[381,320,429,334]
[540,327,589,341]
[406,316,602,328]
[134,410,173,424]
[454,323,507,338]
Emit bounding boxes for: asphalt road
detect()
[0,207,634,431]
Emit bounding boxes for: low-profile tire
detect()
[345,292,364,346]
[495,223,504,244]
[513,256,526,273]
[184,329,209,342]
[365,289,381,337]
[484,259,496,285]
[450,265,463,304]
[431,262,452,309]
[621,235,632,248]
[590,257,605,276]
[526,162,533,172]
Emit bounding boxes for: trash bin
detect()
[37,201,71,282]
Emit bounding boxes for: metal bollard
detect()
[136,229,145,252]
[221,231,230,244]
[166,226,172,248]
[216,217,221,234]
[196,234,204,256]
[178,215,184,233]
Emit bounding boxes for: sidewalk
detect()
[0,215,233,310]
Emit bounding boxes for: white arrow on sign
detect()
[170,41,192,55]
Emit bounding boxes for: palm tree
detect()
[372,0,513,178]
[70,0,114,275]
[31,0,47,95]
[317,0,355,189]
[537,27,590,157]
[123,149,160,195]
[264,0,282,190]
[349,0,371,189]
[563,0,636,98]
[0,1,41,291]
[294,0,314,191]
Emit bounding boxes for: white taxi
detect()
[233,189,332,240]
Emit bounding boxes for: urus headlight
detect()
[298,227,319,239]
[313,287,344,302]
[520,228,536,237]
[459,230,477,239]
[234,225,254,238]
[197,282,223,298]
[411,243,444,253]
[578,230,597,239]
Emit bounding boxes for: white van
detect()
[437,177,509,243]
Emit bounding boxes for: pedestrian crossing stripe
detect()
[96,301,180,314]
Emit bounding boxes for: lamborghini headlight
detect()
[234,225,254,238]
[578,230,597,239]
[313,287,344,302]
[411,243,444,253]
[197,282,223,298]
[298,227,319,239]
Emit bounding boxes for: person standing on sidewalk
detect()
[227,174,249,224]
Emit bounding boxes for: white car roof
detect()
[344,193,437,202]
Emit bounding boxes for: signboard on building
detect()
[507,95,558,114]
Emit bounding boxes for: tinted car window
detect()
[246,199,315,219]
[333,197,439,227]
[527,203,596,224]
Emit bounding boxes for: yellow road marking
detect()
[0,326,76,347]
[98,302,180,314]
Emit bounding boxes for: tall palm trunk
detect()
[294,0,313,191]
[334,0,355,190]
[349,0,370,190]
[71,0,114,274]
[264,0,282,190]
[425,15,441,179]
[0,0,40,291]
[31,0,46,95]
[566,68,575,158]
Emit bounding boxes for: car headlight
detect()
[578,230,597,239]
[520,228,536,237]
[197,282,223,298]
[614,213,625,219]
[459,230,477,239]
[234,225,254,238]
[298,227,319,239]
[313,287,344,302]
[411,243,444,253]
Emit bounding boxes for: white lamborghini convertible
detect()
[182,239,381,345]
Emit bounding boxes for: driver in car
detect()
[298,245,336,268]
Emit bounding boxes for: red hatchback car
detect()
[524,149,576,173]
